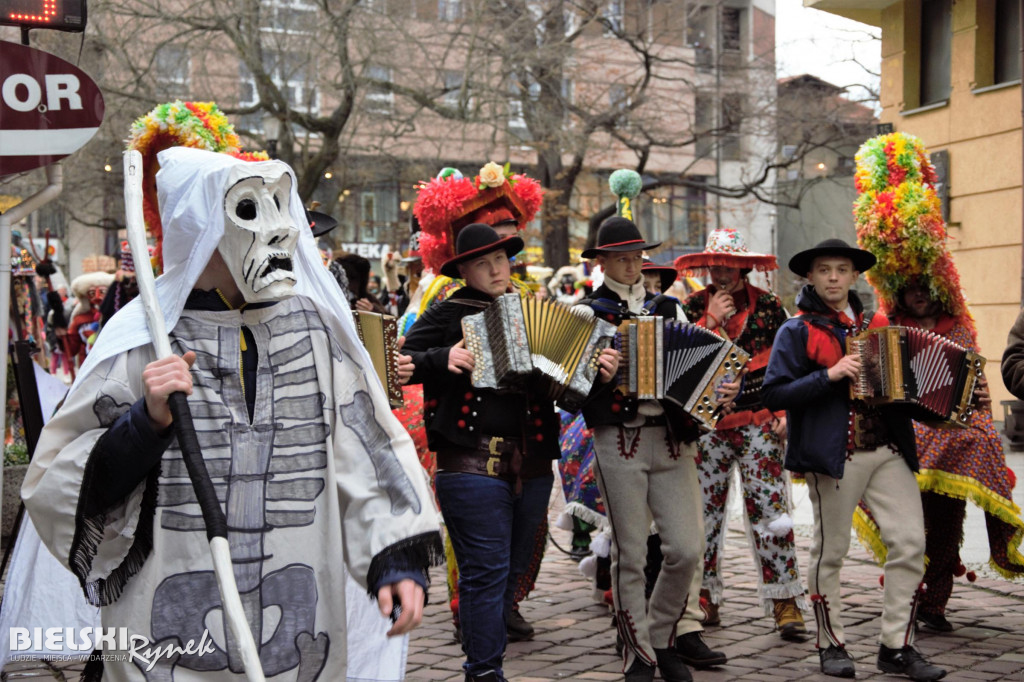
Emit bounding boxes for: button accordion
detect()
[615,317,751,429]
[845,326,985,427]
[462,293,617,410]
[352,310,405,408]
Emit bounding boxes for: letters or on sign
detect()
[0,40,104,177]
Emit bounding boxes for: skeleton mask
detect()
[218,163,300,302]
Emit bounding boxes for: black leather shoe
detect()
[654,647,693,682]
[623,658,655,682]
[819,645,856,678]
[506,609,535,641]
[673,631,727,668]
[916,610,954,632]
[878,645,947,681]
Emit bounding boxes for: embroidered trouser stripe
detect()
[593,425,702,671]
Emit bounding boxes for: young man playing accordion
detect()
[762,239,945,681]
[577,217,736,682]
[402,224,618,682]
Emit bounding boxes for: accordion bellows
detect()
[846,326,984,428]
[462,294,617,409]
[353,310,405,408]
[615,318,750,429]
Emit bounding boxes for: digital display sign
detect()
[0,0,86,32]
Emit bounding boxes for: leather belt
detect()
[437,436,550,490]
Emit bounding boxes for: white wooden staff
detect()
[123,150,266,681]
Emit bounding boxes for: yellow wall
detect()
[879,0,1022,405]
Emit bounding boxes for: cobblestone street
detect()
[5,480,1024,681]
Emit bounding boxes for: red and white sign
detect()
[0,40,104,177]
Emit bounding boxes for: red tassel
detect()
[966,571,977,582]
[603,590,614,606]
[954,563,966,578]
[450,597,459,613]
[878,575,885,587]
[1007,467,1017,489]
[810,593,824,603]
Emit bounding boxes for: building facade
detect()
[806,0,1021,405]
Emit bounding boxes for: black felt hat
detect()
[642,258,678,292]
[788,238,876,276]
[307,210,338,238]
[581,217,661,259]
[440,223,524,278]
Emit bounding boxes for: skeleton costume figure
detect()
[23,148,443,681]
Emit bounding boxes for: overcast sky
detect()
[775,0,881,102]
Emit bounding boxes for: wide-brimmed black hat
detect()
[788,238,876,276]
[641,258,677,292]
[581,217,661,259]
[307,210,338,238]
[440,223,524,278]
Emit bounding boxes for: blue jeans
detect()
[435,470,553,679]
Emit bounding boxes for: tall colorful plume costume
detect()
[412,164,543,274]
[853,132,974,340]
[125,100,269,271]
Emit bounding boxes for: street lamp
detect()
[262,113,280,159]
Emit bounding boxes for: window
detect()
[721,7,742,52]
[609,84,629,111]
[237,52,320,130]
[685,4,714,70]
[604,0,624,34]
[438,0,462,21]
[154,45,190,99]
[920,0,952,105]
[995,0,1021,84]
[359,185,398,242]
[261,0,318,34]
[720,94,744,160]
[507,78,539,140]
[442,70,464,107]
[694,94,713,157]
[365,65,393,116]
[561,77,574,105]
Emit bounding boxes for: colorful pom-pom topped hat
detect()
[125,100,269,270]
[412,163,543,274]
[853,131,974,336]
[673,228,778,275]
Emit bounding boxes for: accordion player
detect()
[615,317,751,429]
[846,325,985,428]
[352,310,405,408]
[461,293,617,410]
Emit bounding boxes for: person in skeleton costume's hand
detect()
[23,147,443,682]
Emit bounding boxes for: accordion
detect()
[615,317,751,429]
[353,310,404,408]
[846,326,985,427]
[462,294,617,409]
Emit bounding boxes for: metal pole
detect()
[0,163,62,537]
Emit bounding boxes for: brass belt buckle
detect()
[486,437,504,476]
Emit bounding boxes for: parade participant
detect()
[640,259,676,296]
[23,147,443,681]
[762,238,945,681]
[410,163,545,641]
[336,253,389,314]
[100,241,150,326]
[578,215,734,682]
[66,271,114,363]
[402,223,576,682]
[1003,310,1024,399]
[852,132,1024,632]
[675,228,807,640]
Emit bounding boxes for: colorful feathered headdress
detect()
[125,101,269,270]
[412,163,543,274]
[854,132,973,335]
